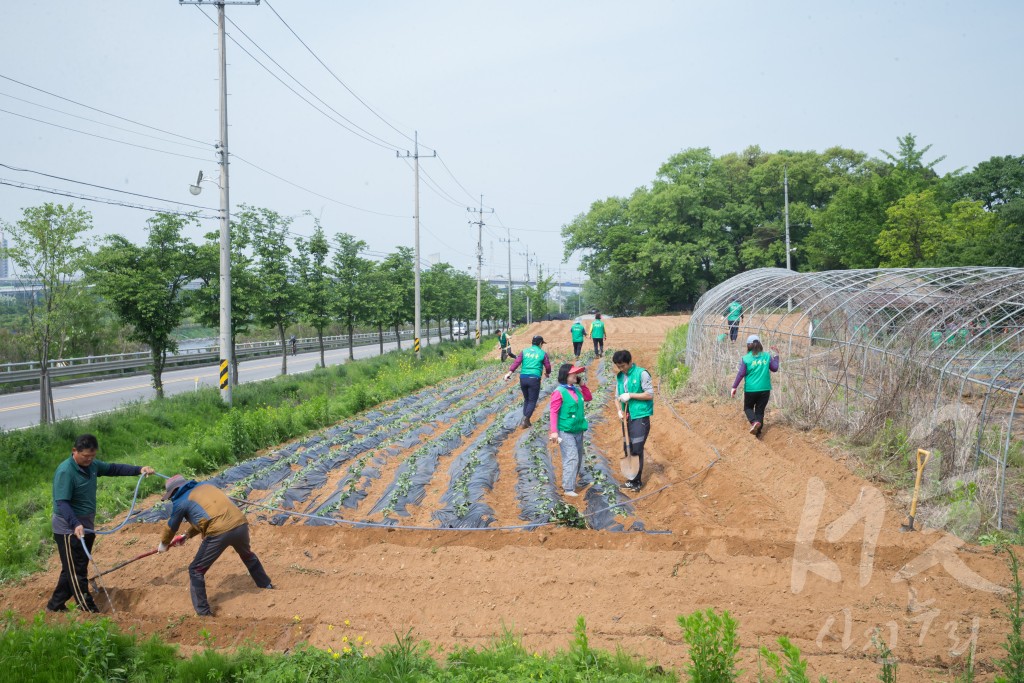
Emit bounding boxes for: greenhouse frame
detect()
[686,267,1024,528]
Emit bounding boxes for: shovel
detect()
[900,449,931,532]
[618,405,639,480]
[88,534,185,590]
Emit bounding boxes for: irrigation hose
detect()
[76,472,172,613]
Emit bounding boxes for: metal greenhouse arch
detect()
[686,267,1024,528]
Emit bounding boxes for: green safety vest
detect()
[520,345,546,377]
[726,301,743,322]
[498,333,508,348]
[556,386,588,433]
[741,351,772,392]
[590,320,605,339]
[570,323,586,342]
[616,365,653,418]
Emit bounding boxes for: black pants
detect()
[519,375,542,420]
[188,524,271,616]
[744,390,771,425]
[572,341,583,357]
[729,320,739,341]
[48,533,99,612]
[627,416,651,485]
[593,338,604,356]
[501,345,513,362]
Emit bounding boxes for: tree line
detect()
[1,203,550,423]
[562,134,1023,314]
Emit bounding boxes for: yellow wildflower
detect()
[333,652,340,660]
[344,619,350,626]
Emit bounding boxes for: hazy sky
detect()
[2,1,1021,282]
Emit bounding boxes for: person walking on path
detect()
[730,334,780,436]
[724,299,743,342]
[570,320,587,360]
[47,434,155,613]
[589,313,606,357]
[613,350,654,491]
[549,363,593,497]
[157,475,273,617]
[290,334,297,356]
[504,335,551,428]
[496,328,513,362]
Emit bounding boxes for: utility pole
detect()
[784,164,792,312]
[467,195,493,346]
[499,231,516,327]
[180,0,259,407]
[397,131,435,359]
[520,249,532,325]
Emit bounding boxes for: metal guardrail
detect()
[0,330,424,387]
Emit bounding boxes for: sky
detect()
[1,1,1021,284]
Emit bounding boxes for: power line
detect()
[193,6,401,152]
[0,72,208,146]
[223,14,405,152]
[0,178,219,219]
[232,153,409,218]
[0,91,212,153]
[0,107,212,163]
[399,157,463,208]
[263,0,417,148]
[435,153,479,203]
[0,162,217,211]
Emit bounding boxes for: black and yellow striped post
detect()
[219,360,229,390]
[475,329,481,342]
[413,337,421,355]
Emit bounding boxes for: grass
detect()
[657,323,690,393]
[0,340,484,582]
[0,611,673,682]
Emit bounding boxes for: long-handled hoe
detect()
[900,449,931,532]
[88,534,185,592]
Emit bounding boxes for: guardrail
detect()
[0,330,426,389]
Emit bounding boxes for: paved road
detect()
[0,334,449,431]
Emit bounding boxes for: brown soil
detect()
[1,315,1013,681]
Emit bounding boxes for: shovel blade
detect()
[619,455,640,480]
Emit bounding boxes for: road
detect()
[0,334,448,431]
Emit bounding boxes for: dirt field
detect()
[1,315,1013,681]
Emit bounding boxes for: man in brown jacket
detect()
[158,475,272,616]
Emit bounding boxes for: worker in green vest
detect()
[730,334,780,436]
[589,313,606,358]
[504,335,552,428]
[570,320,587,360]
[495,328,513,362]
[724,299,743,342]
[613,349,654,491]
[548,363,593,497]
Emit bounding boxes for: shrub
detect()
[679,608,741,682]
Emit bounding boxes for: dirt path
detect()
[1,315,1013,681]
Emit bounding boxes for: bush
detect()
[679,608,741,682]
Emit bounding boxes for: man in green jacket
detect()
[48,434,155,613]
[570,320,587,360]
[589,313,606,358]
[495,328,513,362]
[613,350,654,491]
[504,335,552,428]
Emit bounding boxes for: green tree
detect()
[86,213,199,398]
[330,232,371,360]
[361,261,396,354]
[243,206,296,376]
[379,248,414,350]
[190,216,258,385]
[1,203,92,423]
[422,262,456,340]
[876,189,947,267]
[293,217,332,368]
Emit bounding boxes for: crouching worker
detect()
[158,475,273,616]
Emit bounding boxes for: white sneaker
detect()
[563,490,578,497]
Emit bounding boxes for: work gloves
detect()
[157,534,187,553]
[618,393,631,404]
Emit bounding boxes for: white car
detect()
[453,322,468,337]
